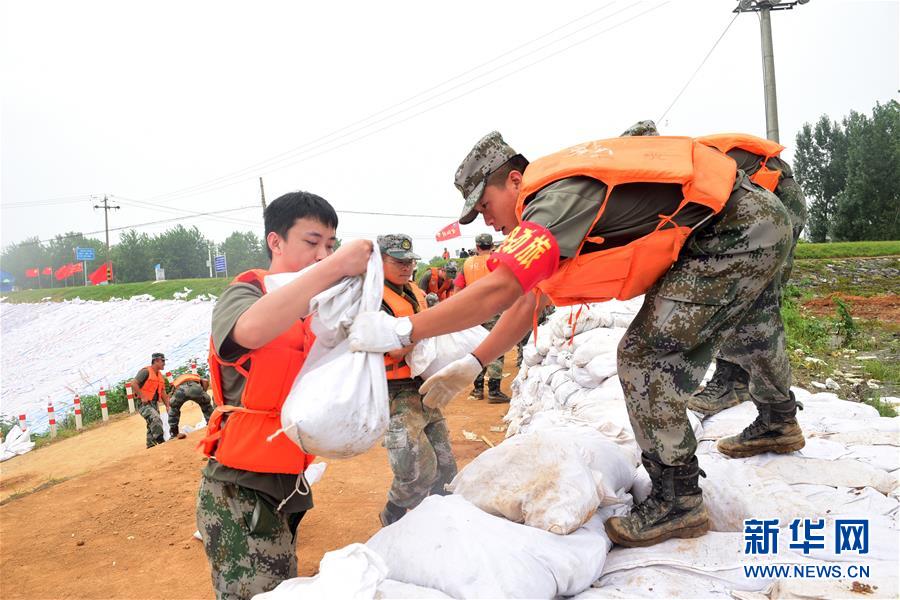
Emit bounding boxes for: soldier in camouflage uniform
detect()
[457,233,510,403]
[132,353,170,448]
[349,130,805,548]
[168,375,214,438]
[378,234,458,526]
[620,120,808,417]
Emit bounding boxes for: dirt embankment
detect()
[0,366,517,600]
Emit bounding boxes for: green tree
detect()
[150,225,209,279]
[793,116,848,242]
[832,101,900,241]
[111,229,154,283]
[219,231,268,275]
[0,237,49,289]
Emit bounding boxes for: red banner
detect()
[70,262,83,274]
[88,262,113,285]
[55,263,80,280]
[25,268,39,278]
[41,267,53,276]
[435,221,461,242]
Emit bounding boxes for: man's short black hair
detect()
[151,352,165,361]
[264,191,339,258]
[486,154,530,189]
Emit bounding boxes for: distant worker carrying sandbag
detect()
[167,373,213,439]
[132,352,170,448]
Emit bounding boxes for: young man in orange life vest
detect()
[196,191,372,599]
[349,131,804,547]
[132,352,171,448]
[377,233,457,526]
[417,262,457,300]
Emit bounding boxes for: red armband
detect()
[487,221,560,292]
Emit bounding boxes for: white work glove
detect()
[419,353,483,409]
[348,311,404,353]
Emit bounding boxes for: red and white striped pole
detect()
[190,361,198,375]
[48,401,57,438]
[125,383,136,414]
[74,394,83,430]
[18,413,27,432]
[99,387,109,422]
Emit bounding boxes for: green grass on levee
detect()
[794,240,900,259]
[1,278,231,304]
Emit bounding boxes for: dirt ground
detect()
[0,360,518,600]
[802,293,900,323]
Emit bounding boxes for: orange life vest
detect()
[428,267,453,300]
[696,133,785,193]
[139,367,168,403]
[383,284,427,380]
[171,373,202,390]
[463,254,491,285]
[200,269,316,475]
[515,136,736,306]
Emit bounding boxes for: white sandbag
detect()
[278,250,389,459]
[737,455,896,495]
[572,365,602,388]
[698,455,817,532]
[578,565,737,599]
[792,484,900,526]
[585,354,618,383]
[405,325,489,379]
[376,579,452,599]
[0,425,34,461]
[572,329,626,367]
[522,344,544,366]
[448,427,634,534]
[252,543,386,600]
[367,494,623,599]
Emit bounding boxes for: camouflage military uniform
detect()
[197,475,305,600]
[138,401,165,448]
[478,315,504,380]
[617,176,793,466]
[384,379,458,508]
[168,381,214,436]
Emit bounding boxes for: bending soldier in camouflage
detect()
[378,234,458,526]
[621,120,808,417]
[168,374,214,438]
[348,130,806,548]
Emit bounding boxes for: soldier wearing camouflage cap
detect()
[454,231,510,403]
[377,234,457,527]
[620,119,660,137]
[417,259,457,301]
[350,130,803,549]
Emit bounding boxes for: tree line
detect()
[793,100,899,242]
[1,226,270,288]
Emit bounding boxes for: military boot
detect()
[687,360,750,416]
[468,371,485,400]
[487,378,510,404]
[717,392,805,458]
[605,455,708,548]
[379,500,407,527]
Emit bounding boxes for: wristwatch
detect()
[394,317,413,347]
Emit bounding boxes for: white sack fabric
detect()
[273,249,389,459]
[406,325,489,379]
[448,427,635,534]
[0,425,34,461]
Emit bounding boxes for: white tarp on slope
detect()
[0,297,214,432]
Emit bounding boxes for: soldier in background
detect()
[418,262,457,301]
[168,372,214,439]
[132,352,170,448]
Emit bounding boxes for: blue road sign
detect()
[75,247,95,261]
[214,255,227,273]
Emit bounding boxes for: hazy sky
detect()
[2,0,897,261]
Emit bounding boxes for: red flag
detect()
[54,265,69,280]
[88,262,112,285]
[41,267,53,276]
[435,221,461,242]
[70,262,83,274]
[25,268,39,278]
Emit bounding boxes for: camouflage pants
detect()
[196,474,304,600]
[713,178,807,385]
[618,179,793,466]
[169,383,214,435]
[479,315,504,380]
[138,402,164,448]
[384,381,458,508]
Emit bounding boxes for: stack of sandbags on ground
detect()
[0,425,34,461]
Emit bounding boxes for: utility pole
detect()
[734,0,810,143]
[259,177,267,212]
[93,195,120,283]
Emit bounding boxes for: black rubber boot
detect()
[688,360,750,416]
[605,454,709,547]
[718,392,805,458]
[487,378,510,404]
[468,370,485,400]
[379,500,407,527]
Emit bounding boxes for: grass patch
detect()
[1,278,230,304]
[794,240,900,259]
[781,289,831,355]
[861,359,900,385]
[860,394,898,418]
[0,476,71,506]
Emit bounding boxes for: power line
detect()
[657,12,739,124]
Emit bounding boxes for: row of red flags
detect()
[25,262,112,284]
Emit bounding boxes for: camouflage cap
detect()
[443,262,458,274]
[454,131,519,225]
[620,120,660,137]
[475,233,493,247]
[377,234,420,261]
[151,352,166,361]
